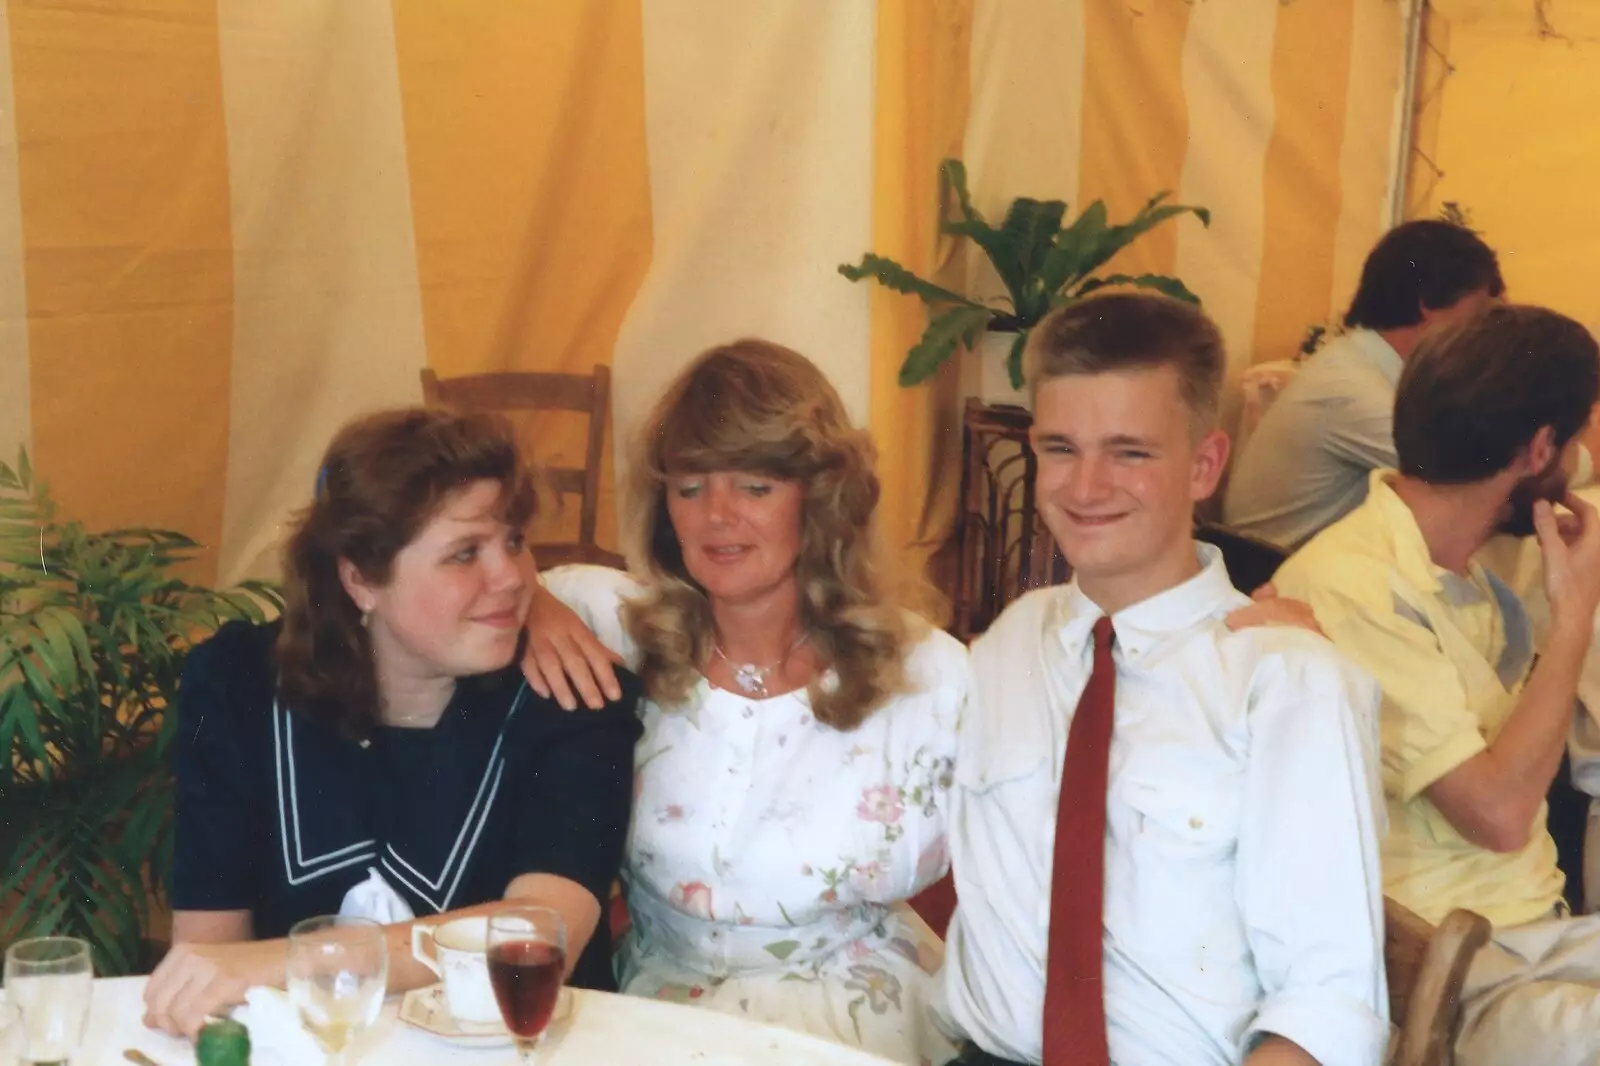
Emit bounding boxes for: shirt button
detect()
[1189,816,1204,830]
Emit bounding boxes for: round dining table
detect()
[74,977,902,1066]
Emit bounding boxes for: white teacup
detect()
[411,916,499,1026]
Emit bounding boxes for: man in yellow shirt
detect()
[1274,304,1600,1066]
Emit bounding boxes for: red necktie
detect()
[1042,615,1116,1066]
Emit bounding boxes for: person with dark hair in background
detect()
[1225,220,1508,549]
[143,408,642,1039]
[1275,305,1600,1066]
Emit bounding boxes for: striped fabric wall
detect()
[959,0,1409,381]
[0,0,1413,588]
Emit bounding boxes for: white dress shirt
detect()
[938,543,1389,1066]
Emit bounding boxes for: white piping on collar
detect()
[271,682,529,911]
[273,702,378,886]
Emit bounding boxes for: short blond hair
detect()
[1027,291,1225,430]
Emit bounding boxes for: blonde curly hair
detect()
[621,339,919,730]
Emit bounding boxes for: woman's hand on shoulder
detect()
[522,584,626,711]
[142,937,278,1039]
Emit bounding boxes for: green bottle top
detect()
[195,1018,251,1066]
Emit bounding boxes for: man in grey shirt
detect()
[1224,221,1503,549]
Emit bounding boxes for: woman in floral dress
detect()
[525,340,966,1065]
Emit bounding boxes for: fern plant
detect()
[840,158,1210,389]
[0,450,281,973]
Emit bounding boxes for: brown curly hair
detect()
[621,339,919,730]
[276,407,537,740]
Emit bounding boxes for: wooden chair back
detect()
[420,365,623,569]
[1194,522,1288,595]
[1384,896,1491,1066]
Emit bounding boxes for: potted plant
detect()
[0,451,281,974]
[840,158,1210,404]
[1300,320,1343,359]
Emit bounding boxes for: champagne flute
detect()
[286,916,388,1065]
[3,937,92,1065]
[487,907,567,1064]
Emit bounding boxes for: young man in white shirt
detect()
[939,293,1389,1066]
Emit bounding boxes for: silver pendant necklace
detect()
[712,632,808,698]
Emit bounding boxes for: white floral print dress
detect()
[541,566,966,1065]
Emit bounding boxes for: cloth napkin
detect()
[339,867,415,924]
[232,987,327,1066]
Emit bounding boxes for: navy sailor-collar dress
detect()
[170,619,642,990]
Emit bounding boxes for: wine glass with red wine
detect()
[487,906,568,1063]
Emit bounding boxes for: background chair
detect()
[1385,896,1491,1066]
[421,366,623,570]
[1234,358,1300,457]
[1194,522,1287,595]
[1202,358,1301,525]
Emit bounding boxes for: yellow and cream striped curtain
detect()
[0,0,1412,590]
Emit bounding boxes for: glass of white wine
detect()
[286,916,388,1065]
[3,937,92,1065]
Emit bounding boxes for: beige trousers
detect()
[1455,909,1600,1066]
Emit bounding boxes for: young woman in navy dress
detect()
[143,408,641,1038]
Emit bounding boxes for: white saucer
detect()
[398,985,574,1048]
[399,986,512,1047]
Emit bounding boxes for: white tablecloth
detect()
[77,977,900,1065]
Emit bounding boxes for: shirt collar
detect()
[1366,470,1536,686]
[1051,542,1245,663]
[1365,469,1509,598]
[1347,328,1404,387]
[1364,471,1441,593]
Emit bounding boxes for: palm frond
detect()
[839,161,1210,390]
[0,446,282,972]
